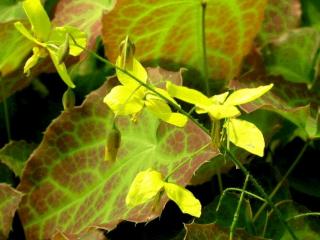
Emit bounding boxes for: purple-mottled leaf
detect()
[0,183,23,239]
[264,27,320,85]
[102,0,267,85]
[18,69,218,239]
[258,0,301,45]
[52,0,114,50]
[51,229,107,240]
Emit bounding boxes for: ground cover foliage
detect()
[0,0,320,239]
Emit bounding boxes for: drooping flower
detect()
[103,37,187,127]
[15,0,87,88]
[126,168,201,217]
[166,82,274,156]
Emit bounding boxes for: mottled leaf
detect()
[102,0,267,86]
[184,223,267,240]
[0,140,37,177]
[0,20,33,77]
[18,71,217,239]
[0,183,23,240]
[52,0,115,50]
[258,0,301,45]
[264,27,320,85]
[51,229,107,240]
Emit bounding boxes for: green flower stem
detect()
[222,146,298,240]
[229,174,249,240]
[217,188,267,209]
[71,38,297,239]
[201,0,210,95]
[1,82,12,141]
[253,141,309,222]
[286,212,320,222]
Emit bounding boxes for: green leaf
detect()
[301,0,320,27]
[0,140,37,177]
[0,0,25,23]
[164,182,201,217]
[18,73,217,239]
[258,0,301,45]
[184,223,267,240]
[23,0,51,41]
[52,0,114,50]
[224,84,273,106]
[0,21,33,77]
[0,183,23,240]
[102,0,267,86]
[226,118,265,157]
[126,169,164,208]
[264,27,320,85]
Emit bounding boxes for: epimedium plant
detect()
[1,0,320,240]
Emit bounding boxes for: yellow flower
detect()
[15,0,87,88]
[104,37,187,127]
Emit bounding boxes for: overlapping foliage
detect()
[0,0,320,240]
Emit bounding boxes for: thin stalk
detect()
[217,171,223,194]
[217,188,266,205]
[253,141,309,222]
[3,96,12,141]
[201,0,210,95]
[230,174,249,240]
[286,212,320,222]
[222,146,298,240]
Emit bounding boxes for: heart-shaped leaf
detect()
[264,27,320,85]
[102,0,267,89]
[18,69,217,239]
[0,183,23,239]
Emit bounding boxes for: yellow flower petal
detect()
[224,84,273,106]
[164,182,201,217]
[166,81,211,108]
[146,98,187,127]
[104,85,144,116]
[23,0,51,41]
[116,57,148,87]
[126,169,164,208]
[48,49,75,88]
[203,104,241,120]
[226,118,265,157]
